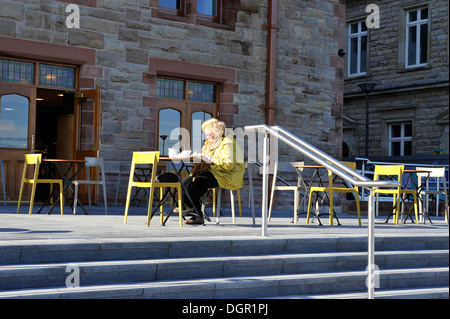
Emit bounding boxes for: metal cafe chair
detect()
[373,165,418,224]
[307,161,361,226]
[416,167,448,223]
[123,151,183,227]
[72,157,108,214]
[17,154,64,215]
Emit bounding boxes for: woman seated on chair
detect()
[178,118,244,225]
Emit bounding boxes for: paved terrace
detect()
[0,203,448,243]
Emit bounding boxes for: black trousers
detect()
[185,171,218,218]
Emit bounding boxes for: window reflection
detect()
[0,94,29,149]
[160,0,181,9]
[191,111,212,152]
[159,108,181,155]
[197,0,217,16]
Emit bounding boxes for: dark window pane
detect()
[391,125,401,138]
[404,123,412,137]
[419,24,428,64]
[350,37,358,74]
[391,142,401,156]
[420,8,428,20]
[407,25,417,65]
[360,35,367,73]
[404,141,412,155]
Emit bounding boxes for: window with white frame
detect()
[389,123,413,156]
[348,21,367,76]
[406,7,428,68]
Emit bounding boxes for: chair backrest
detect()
[416,167,446,179]
[416,167,447,192]
[327,161,358,188]
[25,153,42,165]
[374,165,404,185]
[85,157,105,181]
[131,151,160,182]
[22,154,42,181]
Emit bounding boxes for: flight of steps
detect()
[0,235,448,299]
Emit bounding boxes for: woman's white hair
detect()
[202,118,225,138]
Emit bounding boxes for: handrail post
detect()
[261,132,269,237]
[367,189,376,299]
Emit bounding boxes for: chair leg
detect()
[146,186,155,227]
[356,195,361,226]
[28,182,37,215]
[328,191,334,226]
[237,190,242,217]
[87,184,92,214]
[413,193,419,224]
[17,177,25,214]
[293,190,299,224]
[73,182,79,214]
[215,188,222,224]
[102,182,108,215]
[230,190,236,224]
[306,190,314,224]
[123,185,133,224]
[177,185,183,227]
[58,182,64,215]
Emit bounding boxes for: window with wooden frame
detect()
[156,77,218,155]
[152,0,238,29]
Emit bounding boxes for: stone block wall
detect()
[1,0,346,206]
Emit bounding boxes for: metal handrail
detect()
[245,125,399,188]
[244,124,400,300]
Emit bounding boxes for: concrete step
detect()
[0,267,447,299]
[267,287,450,299]
[0,250,447,291]
[1,235,448,265]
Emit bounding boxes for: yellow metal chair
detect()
[307,161,361,226]
[123,151,183,227]
[373,165,418,224]
[17,154,64,215]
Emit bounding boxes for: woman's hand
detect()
[193,152,213,164]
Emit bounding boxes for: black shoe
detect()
[184,217,204,225]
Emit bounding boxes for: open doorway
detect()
[35,88,75,201]
[35,88,75,159]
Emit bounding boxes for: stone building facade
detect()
[0,0,346,204]
[343,0,449,159]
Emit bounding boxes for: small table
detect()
[402,169,432,224]
[292,164,330,225]
[38,159,86,214]
[157,156,209,225]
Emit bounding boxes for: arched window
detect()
[158,108,181,156]
[0,94,29,149]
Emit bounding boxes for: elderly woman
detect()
[180,118,244,225]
